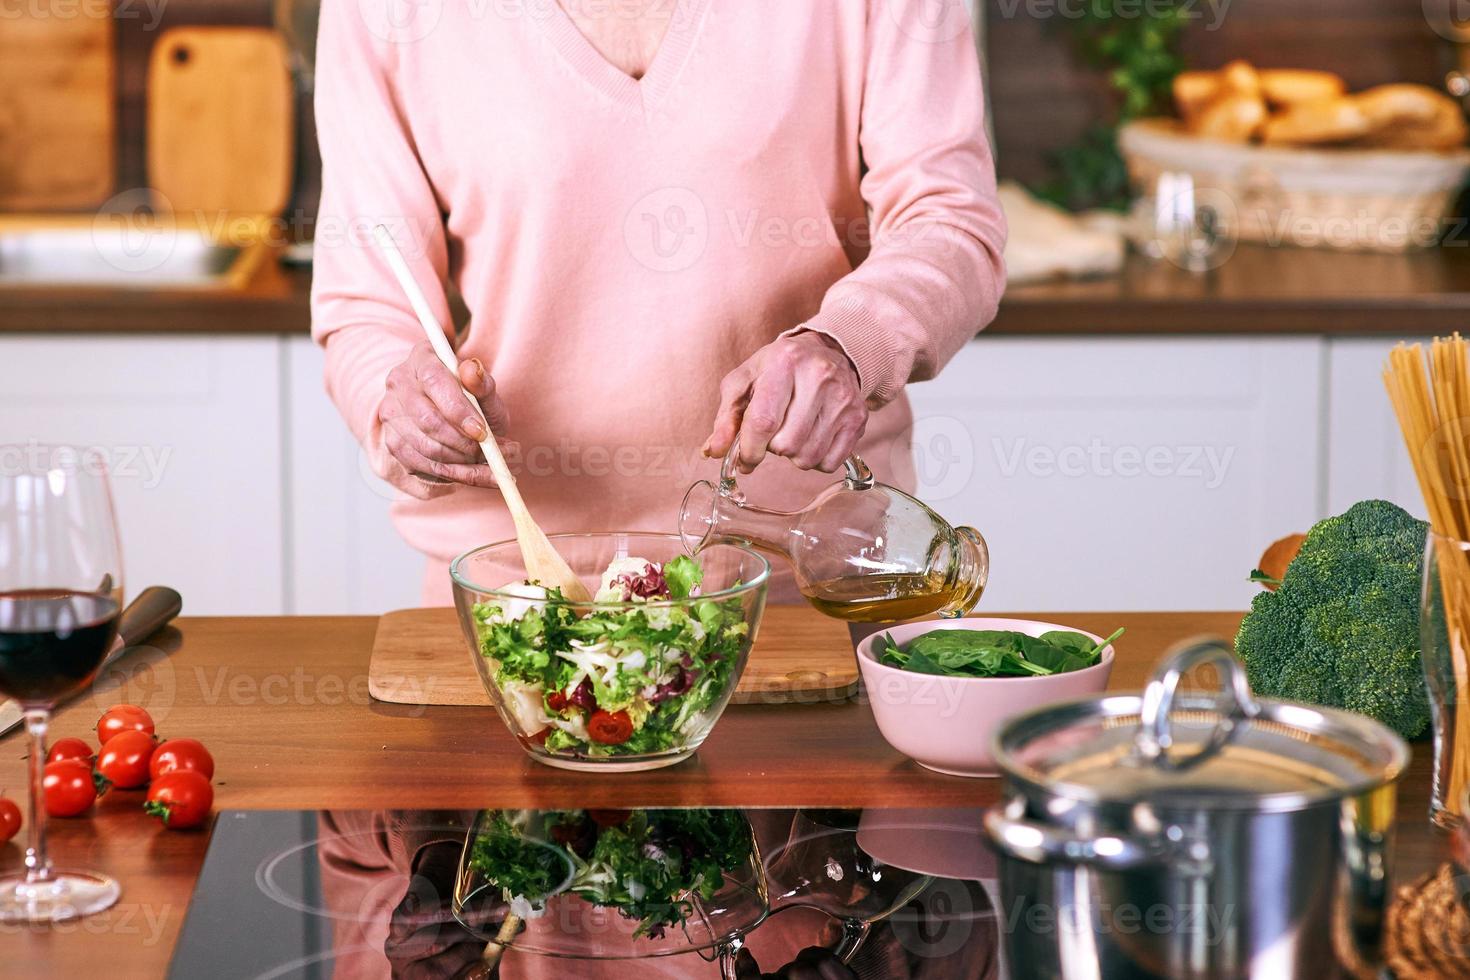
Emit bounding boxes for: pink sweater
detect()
[312,0,1007,604]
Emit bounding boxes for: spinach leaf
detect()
[1038,631,1096,656]
[879,626,1122,680]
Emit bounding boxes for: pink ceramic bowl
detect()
[857,617,1116,777]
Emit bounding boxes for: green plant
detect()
[1035,1,1190,211]
[1236,500,1431,740]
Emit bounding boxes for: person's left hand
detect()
[734,946,858,979]
[704,331,867,474]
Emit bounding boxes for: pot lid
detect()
[991,638,1411,813]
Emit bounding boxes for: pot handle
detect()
[1135,636,1260,772]
[983,797,1167,870]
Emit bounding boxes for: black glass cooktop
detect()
[168,807,1002,979]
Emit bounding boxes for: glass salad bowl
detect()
[451,532,770,772]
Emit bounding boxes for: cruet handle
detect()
[719,437,874,493]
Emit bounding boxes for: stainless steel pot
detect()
[983,638,1410,979]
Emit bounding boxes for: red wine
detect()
[0,590,119,706]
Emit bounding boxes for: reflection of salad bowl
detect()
[856,618,1117,778]
[451,532,769,771]
[452,808,768,963]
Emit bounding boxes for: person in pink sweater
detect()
[312,0,1007,605]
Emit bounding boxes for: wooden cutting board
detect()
[0,6,115,210]
[369,605,860,707]
[147,27,293,217]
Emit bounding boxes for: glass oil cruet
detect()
[679,442,989,623]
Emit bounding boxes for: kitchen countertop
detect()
[0,611,1447,974]
[5,245,1470,336]
[994,243,1470,335]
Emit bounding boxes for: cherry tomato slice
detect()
[97,704,154,745]
[586,709,634,746]
[144,771,213,830]
[42,759,98,818]
[545,691,568,712]
[0,797,20,843]
[97,729,157,791]
[46,737,95,766]
[149,738,214,782]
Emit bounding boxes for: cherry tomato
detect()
[586,709,633,746]
[97,704,154,745]
[46,737,95,765]
[545,691,568,712]
[97,729,157,790]
[0,797,20,843]
[42,760,97,818]
[149,738,214,782]
[144,771,213,830]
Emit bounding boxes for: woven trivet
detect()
[1385,864,1470,978]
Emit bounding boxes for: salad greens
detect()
[879,627,1122,679]
[470,808,754,939]
[473,555,751,758]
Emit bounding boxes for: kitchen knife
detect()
[0,586,183,739]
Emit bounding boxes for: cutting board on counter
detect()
[369,605,861,707]
[147,27,294,217]
[0,7,115,209]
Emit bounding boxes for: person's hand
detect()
[384,841,489,978]
[704,331,867,474]
[380,343,511,488]
[734,947,858,980]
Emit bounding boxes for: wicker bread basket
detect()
[1119,118,1470,252]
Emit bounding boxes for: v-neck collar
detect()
[534,0,710,112]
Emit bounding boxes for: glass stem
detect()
[23,708,50,883]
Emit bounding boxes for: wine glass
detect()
[0,444,124,921]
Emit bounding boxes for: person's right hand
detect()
[379,343,511,488]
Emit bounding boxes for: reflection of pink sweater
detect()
[312,0,1006,600]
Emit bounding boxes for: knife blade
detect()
[0,586,183,738]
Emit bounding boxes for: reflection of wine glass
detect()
[0,445,124,922]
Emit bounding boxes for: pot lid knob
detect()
[1134,637,1262,772]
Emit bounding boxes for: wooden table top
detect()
[0,612,1446,975]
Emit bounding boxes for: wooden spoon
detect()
[371,225,592,602]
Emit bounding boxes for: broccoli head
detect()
[1236,499,1429,739]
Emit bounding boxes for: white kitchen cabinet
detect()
[1324,337,1429,521]
[284,336,424,614]
[906,337,1325,611]
[0,335,285,614]
[0,331,1400,615]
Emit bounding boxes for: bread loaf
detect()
[1174,70,1221,120]
[1173,64,1467,151]
[1354,84,1468,150]
[1218,59,1261,98]
[1259,69,1346,107]
[1192,92,1269,143]
[1261,97,1372,145]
